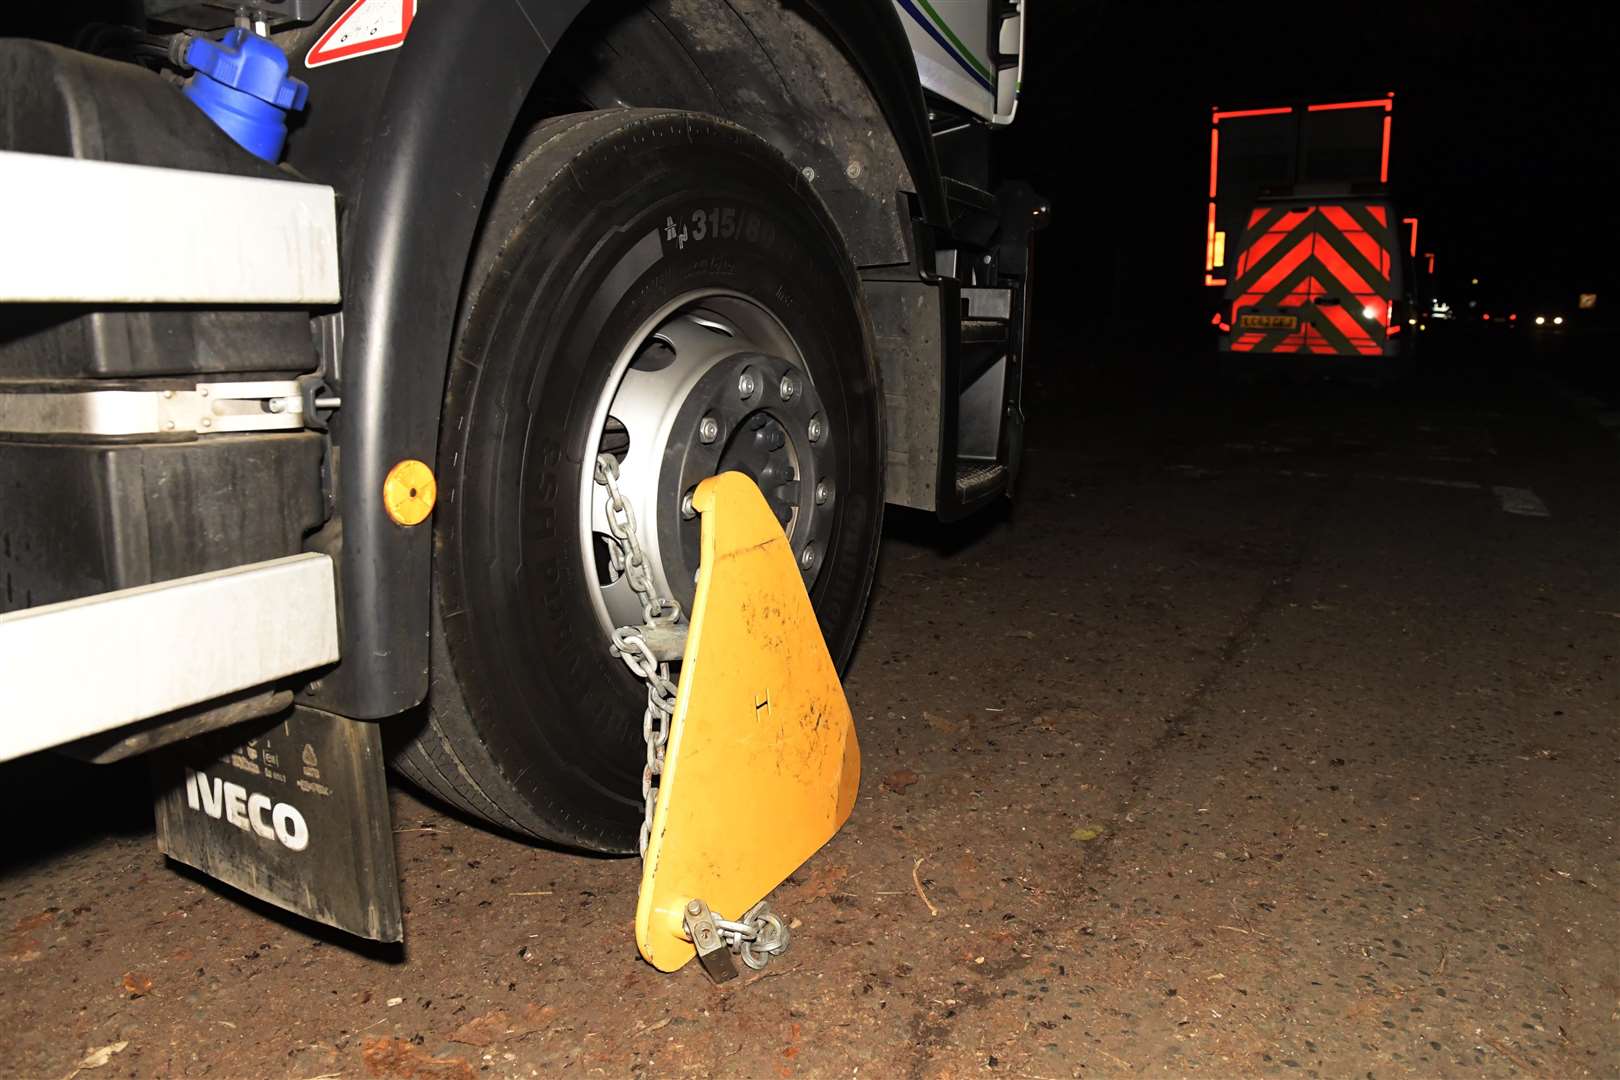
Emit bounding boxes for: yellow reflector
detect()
[1212,229,1226,268]
[382,459,436,526]
[635,471,859,973]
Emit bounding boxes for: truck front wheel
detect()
[394,109,884,852]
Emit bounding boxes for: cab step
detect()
[960,316,1010,388]
[955,460,1008,503]
[864,275,1027,521]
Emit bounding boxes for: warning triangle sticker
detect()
[305,0,417,69]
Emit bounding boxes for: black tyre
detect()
[395,109,884,852]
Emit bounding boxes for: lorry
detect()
[1204,95,1420,359]
[0,0,1043,945]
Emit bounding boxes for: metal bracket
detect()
[0,380,343,437]
[637,613,690,664]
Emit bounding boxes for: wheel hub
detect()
[580,297,836,637]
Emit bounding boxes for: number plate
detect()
[1238,313,1298,330]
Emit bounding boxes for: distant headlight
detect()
[1553,315,1564,325]
[1535,315,1546,325]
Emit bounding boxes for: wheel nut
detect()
[799,543,817,571]
[699,414,720,444]
[681,490,697,519]
[815,480,830,505]
[778,374,798,402]
[807,415,824,443]
[738,370,757,398]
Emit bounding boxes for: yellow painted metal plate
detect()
[635,471,860,972]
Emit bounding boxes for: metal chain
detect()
[716,902,792,969]
[593,453,679,857]
[593,453,789,974]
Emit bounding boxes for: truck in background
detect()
[1204,95,1423,360]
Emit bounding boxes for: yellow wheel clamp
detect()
[634,471,860,979]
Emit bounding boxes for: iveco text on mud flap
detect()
[153,707,402,942]
[181,767,311,850]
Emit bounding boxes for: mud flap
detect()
[152,704,403,942]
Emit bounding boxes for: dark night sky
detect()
[10,2,1617,346]
[1001,2,1620,343]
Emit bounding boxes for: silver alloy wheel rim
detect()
[578,291,835,639]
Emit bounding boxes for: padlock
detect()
[682,898,738,983]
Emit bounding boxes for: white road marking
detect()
[1492,486,1550,517]
[1274,468,1481,490]
[1175,465,1554,518]
[1378,474,1480,490]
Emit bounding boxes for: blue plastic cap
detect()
[182,28,310,162]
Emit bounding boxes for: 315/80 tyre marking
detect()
[663,206,776,251]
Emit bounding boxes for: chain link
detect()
[715,902,792,969]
